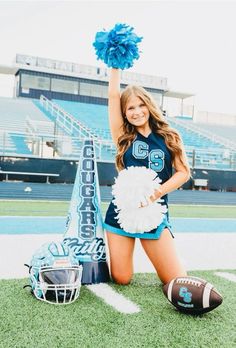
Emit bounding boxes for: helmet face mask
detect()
[29,242,83,305]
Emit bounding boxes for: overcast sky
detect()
[0,0,236,114]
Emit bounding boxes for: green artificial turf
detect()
[0,200,236,218]
[169,204,236,218]
[0,201,69,216]
[0,271,235,348]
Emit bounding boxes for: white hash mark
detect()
[86,283,140,314]
[215,272,236,283]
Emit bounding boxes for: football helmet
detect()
[29,241,83,304]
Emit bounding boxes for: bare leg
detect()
[140,229,187,284]
[106,231,136,285]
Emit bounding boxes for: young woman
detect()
[103,68,190,285]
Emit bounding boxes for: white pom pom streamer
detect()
[112,166,161,210]
[112,166,167,233]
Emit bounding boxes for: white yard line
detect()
[86,283,140,314]
[214,272,236,282]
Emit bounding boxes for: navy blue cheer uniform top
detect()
[103,132,173,239]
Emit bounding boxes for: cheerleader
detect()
[94,24,190,284]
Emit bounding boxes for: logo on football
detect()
[162,276,223,314]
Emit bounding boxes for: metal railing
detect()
[40,95,94,137]
[39,95,114,158]
[0,130,235,170]
[169,117,236,151]
[1,97,235,169]
[185,146,236,170]
[0,130,115,161]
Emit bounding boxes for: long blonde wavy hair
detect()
[115,85,190,175]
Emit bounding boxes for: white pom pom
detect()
[112,166,167,233]
[116,202,167,233]
[112,166,161,209]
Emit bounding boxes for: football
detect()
[162,276,223,315]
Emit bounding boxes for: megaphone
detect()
[63,139,110,284]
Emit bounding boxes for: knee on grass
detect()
[111,271,133,285]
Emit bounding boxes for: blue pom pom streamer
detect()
[93,23,143,70]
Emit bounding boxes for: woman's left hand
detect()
[139,186,163,207]
[149,187,163,203]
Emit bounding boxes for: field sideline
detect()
[1,200,236,218]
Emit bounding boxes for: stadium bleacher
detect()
[54,99,109,133]
[9,133,32,155]
[0,97,52,132]
[0,97,55,156]
[35,98,234,170]
[193,122,236,143]
[54,99,235,154]
[171,116,236,148]
[167,117,236,170]
[0,54,235,194]
[35,97,115,160]
[0,95,235,172]
[168,120,223,149]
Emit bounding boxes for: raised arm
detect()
[108,68,124,145]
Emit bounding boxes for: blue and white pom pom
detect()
[93,23,143,70]
[112,166,167,233]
